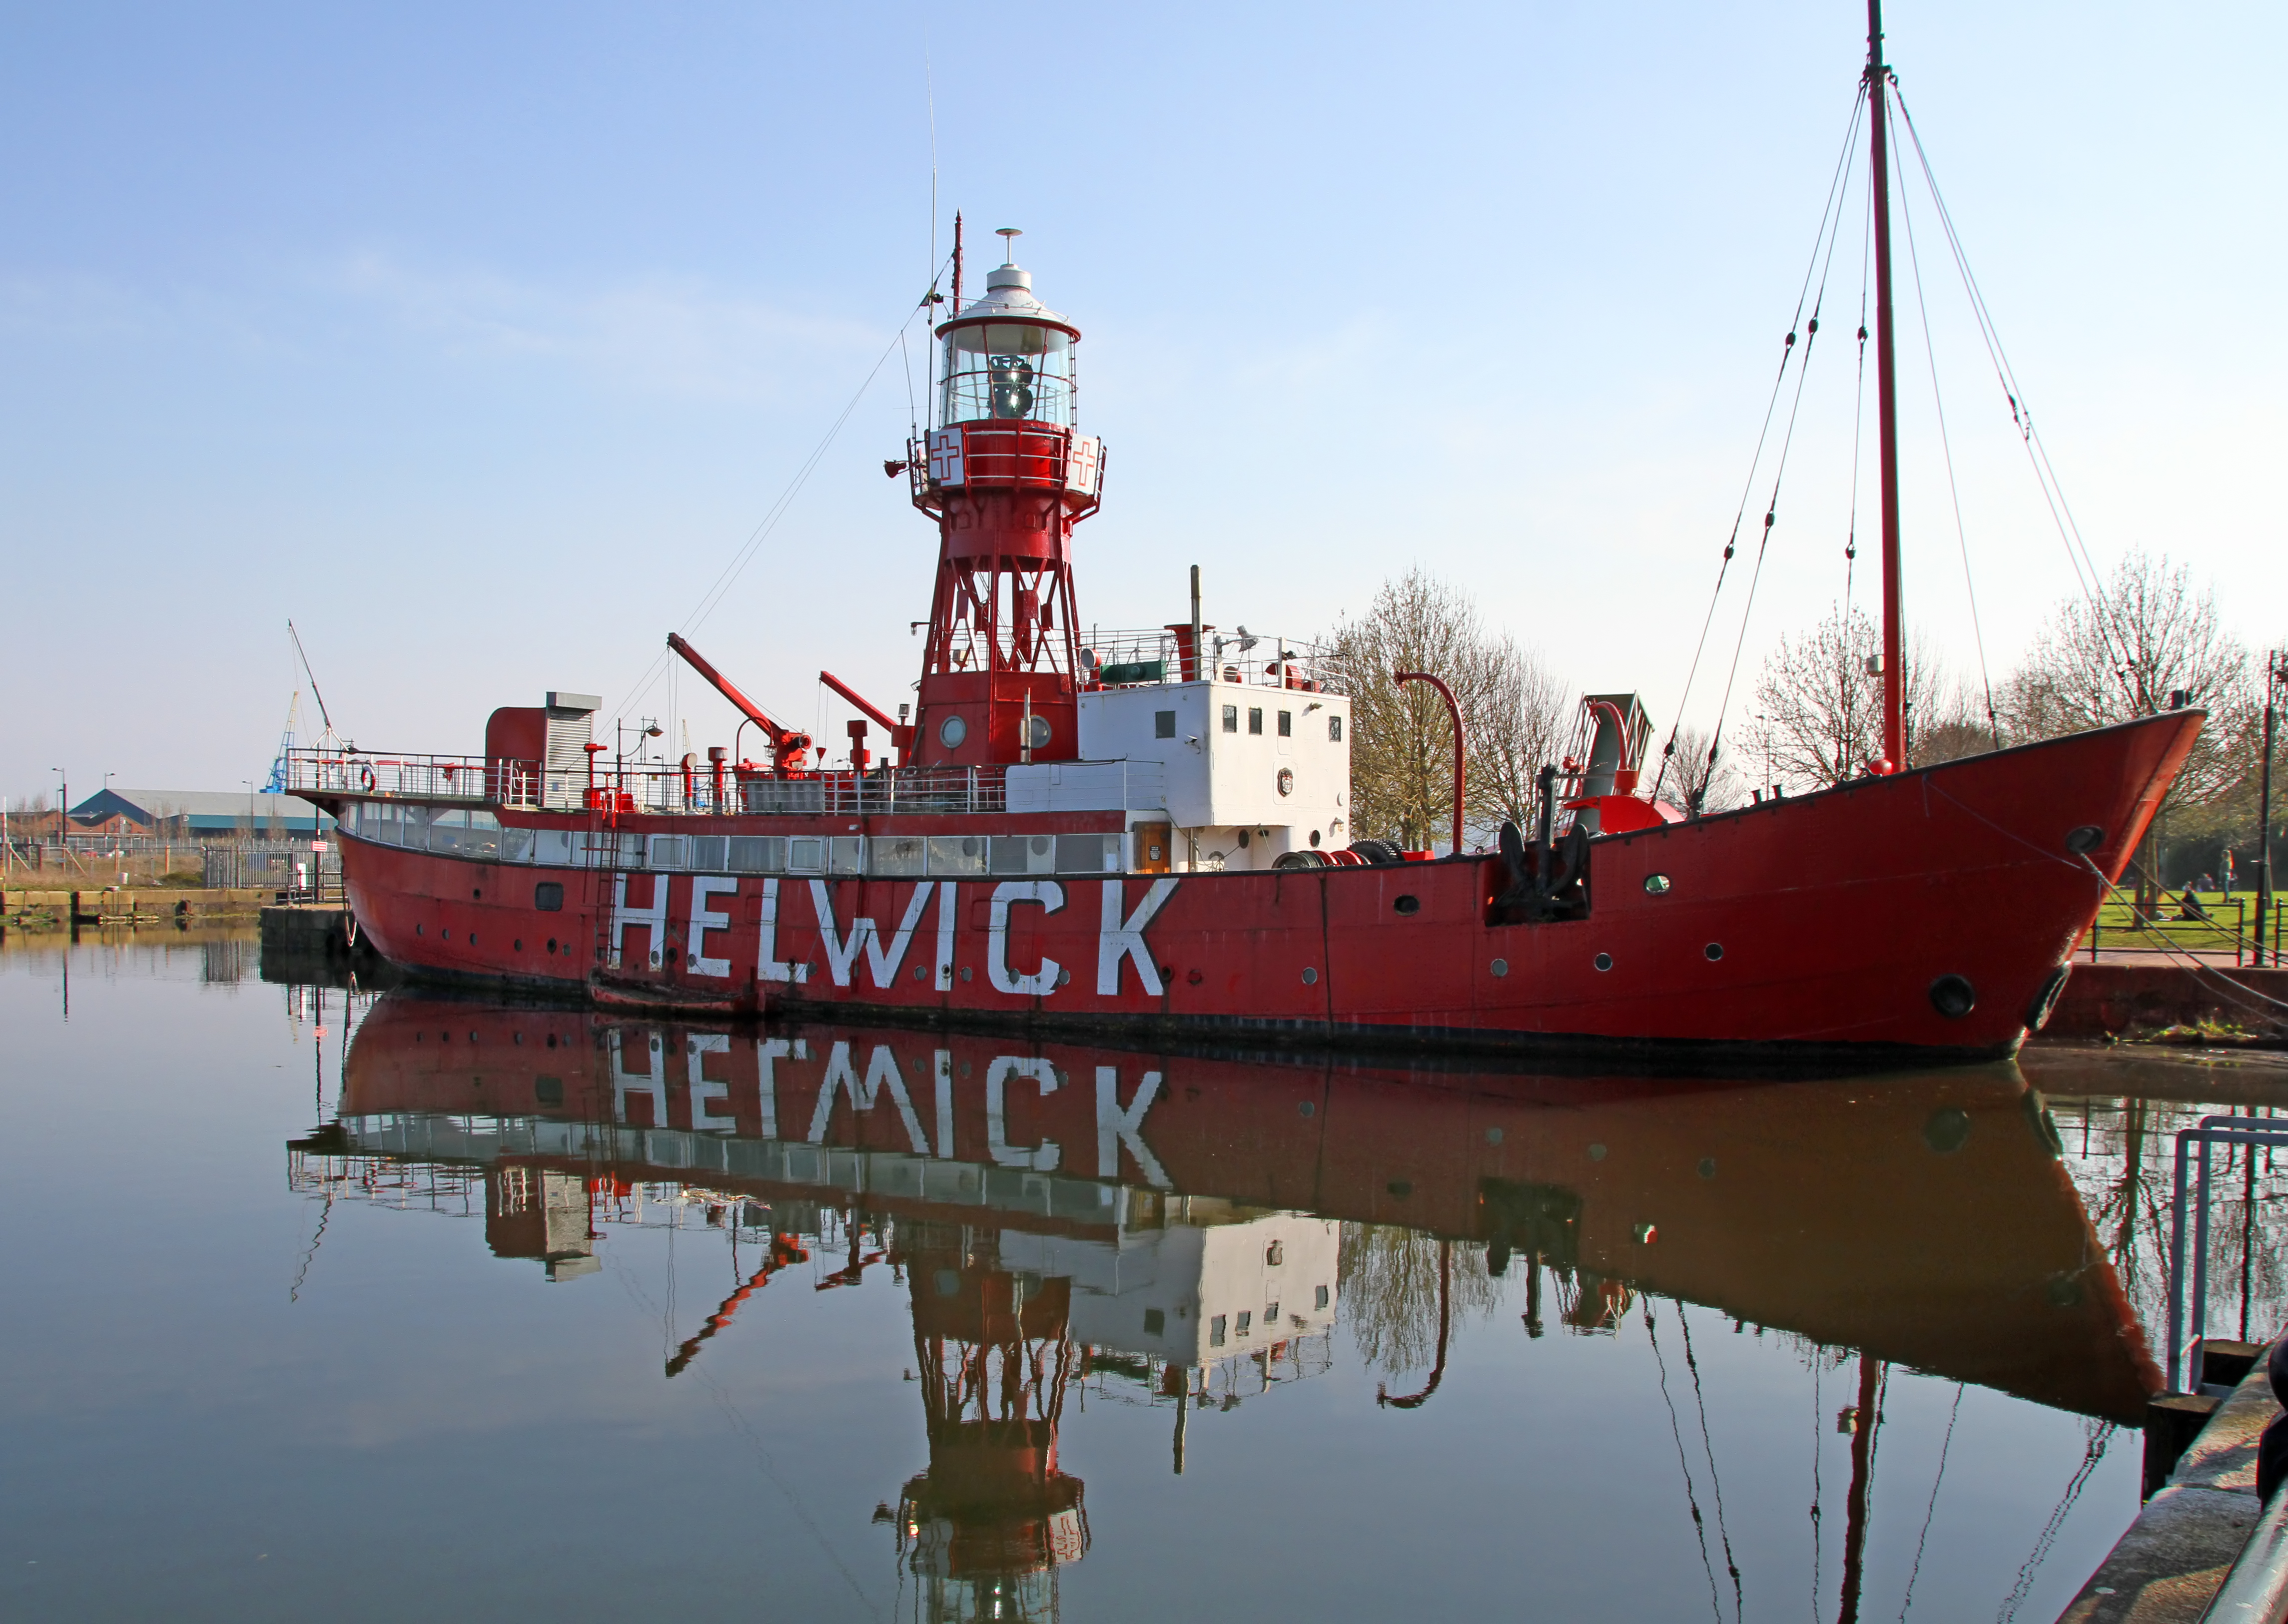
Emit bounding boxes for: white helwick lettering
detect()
[809,881,936,989]
[811,880,871,987]
[688,1033,734,1130]
[935,882,957,992]
[609,873,670,970]
[757,878,806,984]
[1096,1067,1170,1187]
[687,877,738,977]
[808,1041,928,1154]
[1097,878,1179,995]
[986,1056,1061,1171]
[610,1028,665,1124]
[866,883,936,986]
[988,881,1064,996]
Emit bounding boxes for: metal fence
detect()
[2166,1114,2288,1392]
[203,843,342,900]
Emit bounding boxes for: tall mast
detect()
[1866,0,1906,769]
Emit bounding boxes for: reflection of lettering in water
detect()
[291,996,2172,1622]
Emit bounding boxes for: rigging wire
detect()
[1645,1302,1729,1624]
[1895,1383,1964,1621]
[1811,1354,1828,1624]
[1678,1305,1745,1621]
[605,256,953,727]
[1994,1420,2113,1624]
[1844,184,1873,612]
[1892,94,2143,715]
[1653,85,1867,806]
[1892,97,2001,748]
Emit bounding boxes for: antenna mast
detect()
[1866,0,1905,770]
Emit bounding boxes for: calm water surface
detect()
[5,931,2284,1623]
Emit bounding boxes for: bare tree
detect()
[2000,551,2250,803]
[1741,604,1948,793]
[1322,570,1582,849]
[1658,723,1748,813]
[1465,634,1575,842]
[1337,1223,1506,1378]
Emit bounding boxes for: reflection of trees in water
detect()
[2055,1097,2288,1345]
[1338,1224,1507,1375]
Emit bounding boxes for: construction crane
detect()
[264,621,343,792]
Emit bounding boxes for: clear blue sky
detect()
[5,0,2280,799]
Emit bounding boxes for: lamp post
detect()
[51,767,65,852]
[1393,672,1466,856]
[2259,651,2286,967]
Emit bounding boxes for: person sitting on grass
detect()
[2177,888,2213,922]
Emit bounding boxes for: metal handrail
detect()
[2199,1471,2288,1623]
[2168,1116,2288,1391]
[1080,626,1333,690]
[287,747,1014,818]
[2087,897,2253,965]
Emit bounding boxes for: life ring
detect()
[359,765,377,792]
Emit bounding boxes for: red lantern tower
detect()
[907,227,1104,767]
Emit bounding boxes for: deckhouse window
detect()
[1248,708,1263,736]
[1277,711,1292,737]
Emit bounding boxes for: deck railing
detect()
[284,747,1011,817]
[1080,627,1333,690]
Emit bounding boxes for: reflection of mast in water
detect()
[891,1222,1087,1624]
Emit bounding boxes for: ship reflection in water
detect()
[287,990,2156,1621]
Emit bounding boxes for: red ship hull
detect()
[328,709,2198,1067]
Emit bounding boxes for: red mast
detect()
[1867,0,1906,771]
[907,229,1105,767]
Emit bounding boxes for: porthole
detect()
[1929,973,1977,1019]
[2065,824,2105,855]
[416,924,423,936]
[1301,966,1319,985]
[546,937,558,953]
[1309,829,1321,847]
[472,887,482,901]
[1023,715,1051,748]
[939,714,968,749]
[1593,952,1613,972]
[1644,873,1672,895]
[1393,894,1421,915]
[1490,958,1509,978]
[514,939,523,952]
[1704,942,1723,961]
[442,929,451,942]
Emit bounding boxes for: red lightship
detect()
[291,14,2199,1067]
